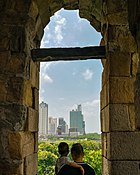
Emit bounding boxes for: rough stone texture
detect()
[102,157,140,175]
[0,104,27,131]
[24,153,38,175]
[101,105,109,132]
[28,107,38,132]
[107,132,140,160]
[108,52,131,76]
[100,80,109,110]
[0,159,24,175]
[8,132,34,159]
[109,77,135,104]
[30,60,39,89]
[109,104,133,131]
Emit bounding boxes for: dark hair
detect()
[71,143,84,157]
[58,142,69,156]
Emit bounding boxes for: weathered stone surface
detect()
[49,0,63,16]
[0,104,27,131]
[102,157,140,175]
[109,104,132,131]
[102,133,107,158]
[102,157,110,175]
[36,0,50,27]
[79,0,102,31]
[24,153,38,175]
[23,80,33,107]
[101,105,109,132]
[28,107,38,132]
[32,88,39,110]
[135,74,140,129]
[107,132,140,160]
[7,77,24,103]
[64,0,79,10]
[0,1,31,25]
[34,132,38,153]
[109,77,135,104]
[132,53,139,76]
[105,0,127,14]
[108,25,137,52]
[30,59,39,89]
[100,80,109,110]
[0,159,24,175]
[8,132,34,159]
[108,51,131,76]
[110,160,140,175]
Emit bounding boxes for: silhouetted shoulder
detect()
[57,164,81,175]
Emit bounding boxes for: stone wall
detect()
[0,0,140,174]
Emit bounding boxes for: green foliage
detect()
[47,133,101,141]
[38,140,102,175]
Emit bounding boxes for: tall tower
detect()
[70,104,85,135]
[48,117,57,135]
[39,101,48,137]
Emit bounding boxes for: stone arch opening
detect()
[0,1,140,175]
[39,8,102,135]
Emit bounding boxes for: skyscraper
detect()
[57,117,67,135]
[48,117,57,135]
[39,101,48,137]
[70,104,85,135]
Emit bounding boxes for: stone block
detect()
[108,25,137,52]
[102,157,110,175]
[109,77,135,104]
[32,88,39,110]
[0,104,27,131]
[101,105,109,132]
[0,51,11,74]
[34,132,38,153]
[108,51,131,76]
[8,132,34,159]
[0,77,7,103]
[28,107,38,132]
[101,59,109,87]
[132,53,139,76]
[30,59,39,89]
[6,77,24,103]
[23,80,33,107]
[100,80,109,110]
[106,0,127,14]
[0,159,24,175]
[109,104,132,131]
[110,160,140,175]
[107,132,140,160]
[102,133,107,158]
[107,12,128,25]
[36,0,51,26]
[102,157,140,175]
[24,153,38,175]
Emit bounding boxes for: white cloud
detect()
[82,69,93,80]
[43,74,53,83]
[41,10,67,47]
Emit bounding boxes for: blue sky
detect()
[40,9,103,133]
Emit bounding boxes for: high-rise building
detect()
[48,117,57,135]
[39,101,48,137]
[70,104,85,135]
[57,117,67,135]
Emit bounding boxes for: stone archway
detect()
[0,0,140,174]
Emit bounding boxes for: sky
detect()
[40,9,103,133]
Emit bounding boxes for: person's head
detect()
[58,142,69,156]
[71,143,84,161]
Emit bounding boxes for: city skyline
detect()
[39,9,102,133]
